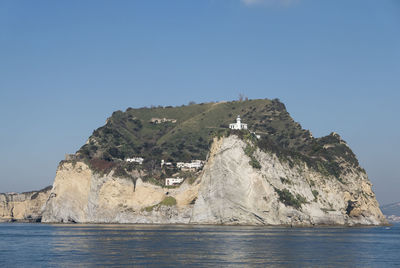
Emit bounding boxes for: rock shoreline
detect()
[1,135,382,226]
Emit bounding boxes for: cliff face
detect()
[0,186,51,222]
[41,161,199,223]
[191,136,386,225]
[41,136,386,226]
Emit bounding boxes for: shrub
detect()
[143,196,177,212]
[295,194,307,205]
[275,188,306,209]
[160,196,177,206]
[113,165,130,179]
[249,158,261,169]
[89,158,116,175]
[312,190,319,200]
[280,177,293,185]
[144,205,155,212]
[244,144,261,169]
[244,144,255,156]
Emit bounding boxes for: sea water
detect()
[0,223,399,267]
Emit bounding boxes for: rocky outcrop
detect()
[191,136,386,226]
[41,161,200,223]
[381,202,400,223]
[41,136,387,226]
[0,186,52,222]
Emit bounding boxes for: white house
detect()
[150,118,177,124]
[229,115,247,130]
[126,157,144,164]
[176,160,204,170]
[188,160,204,169]
[165,177,184,186]
[176,162,185,168]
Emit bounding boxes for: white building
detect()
[188,160,204,169]
[229,115,248,130]
[176,160,204,170]
[251,132,261,139]
[150,118,177,124]
[161,159,173,168]
[165,177,184,186]
[176,162,185,168]
[126,157,144,164]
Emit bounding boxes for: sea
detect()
[0,223,399,267]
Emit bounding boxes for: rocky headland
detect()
[1,99,388,225]
[40,135,386,225]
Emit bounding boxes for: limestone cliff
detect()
[41,136,387,226]
[0,186,51,222]
[41,161,198,223]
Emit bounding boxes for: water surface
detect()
[0,223,399,267]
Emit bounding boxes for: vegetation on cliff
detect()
[143,196,177,212]
[274,188,308,210]
[72,98,362,185]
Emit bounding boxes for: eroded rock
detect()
[40,136,387,226]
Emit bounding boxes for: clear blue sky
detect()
[0,0,399,204]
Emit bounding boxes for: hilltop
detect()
[77,98,300,162]
[73,98,361,186]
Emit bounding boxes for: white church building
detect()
[229,115,247,130]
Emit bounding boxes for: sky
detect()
[0,0,399,204]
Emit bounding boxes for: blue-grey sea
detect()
[0,223,399,267]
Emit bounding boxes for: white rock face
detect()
[41,136,387,226]
[41,162,199,223]
[0,187,51,222]
[191,136,386,226]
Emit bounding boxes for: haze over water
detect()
[0,223,399,267]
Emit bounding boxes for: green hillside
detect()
[74,98,362,183]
